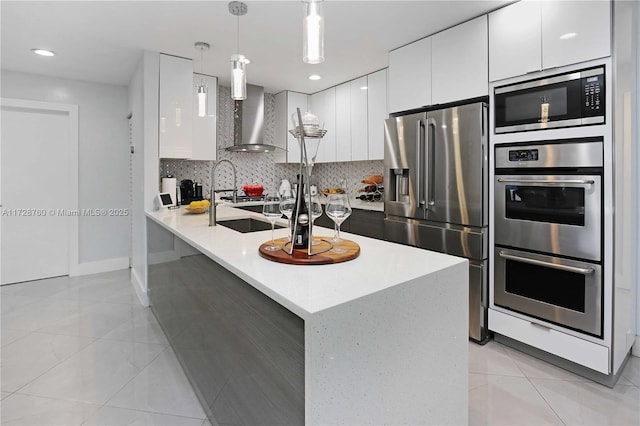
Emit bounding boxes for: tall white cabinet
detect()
[489,0,611,82]
[388,37,431,113]
[274,91,309,164]
[159,54,193,158]
[367,69,387,161]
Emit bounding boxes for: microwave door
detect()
[427,103,487,228]
[383,112,427,220]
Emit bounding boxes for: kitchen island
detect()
[146,204,468,425]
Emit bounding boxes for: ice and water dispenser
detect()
[389,168,410,203]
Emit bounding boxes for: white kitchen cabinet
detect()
[274,91,309,164]
[488,1,541,82]
[334,83,350,162]
[159,54,193,158]
[367,69,387,161]
[432,15,488,104]
[489,0,611,82]
[309,87,336,163]
[350,76,369,161]
[388,36,431,113]
[541,0,611,70]
[191,73,217,161]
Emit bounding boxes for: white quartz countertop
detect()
[146,205,465,319]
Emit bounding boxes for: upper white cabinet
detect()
[489,0,611,82]
[191,73,217,161]
[310,87,336,164]
[432,16,488,104]
[350,76,369,161]
[334,83,350,162]
[274,91,309,164]
[488,1,541,82]
[388,37,431,113]
[540,0,611,70]
[159,54,193,158]
[367,69,387,160]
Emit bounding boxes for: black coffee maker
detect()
[180,179,203,205]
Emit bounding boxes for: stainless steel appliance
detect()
[494,66,605,134]
[494,138,604,337]
[384,101,489,343]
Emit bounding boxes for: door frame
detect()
[1,97,80,278]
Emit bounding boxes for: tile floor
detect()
[1,269,639,425]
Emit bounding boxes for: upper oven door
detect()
[495,174,602,261]
[494,67,605,133]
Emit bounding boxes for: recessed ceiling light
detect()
[32,49,55,57]
[309,74,321,81]
[559,32,577,40]
[360,86,368,90]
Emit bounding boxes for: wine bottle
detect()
[292,175,309,249]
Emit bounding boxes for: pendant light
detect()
[229,1,250,100]
[194,42,210,117]
[303,0,324,64]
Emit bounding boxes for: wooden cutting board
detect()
[259,236,360,265]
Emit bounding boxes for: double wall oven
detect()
[493,138,604,337]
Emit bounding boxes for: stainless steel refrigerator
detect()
[383,101,489,343]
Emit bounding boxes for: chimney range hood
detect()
[226,83,278,153]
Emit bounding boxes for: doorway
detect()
[1,98,79,285]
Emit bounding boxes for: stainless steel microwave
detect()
[494,66,605,134]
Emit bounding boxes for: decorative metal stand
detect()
[284,108,332,256]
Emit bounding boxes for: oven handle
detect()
[496,178,595,186]
[498,251,595,275]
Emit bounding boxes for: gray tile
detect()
[1,298,93,331]
[101,308,169,344]
[468,341,525,377]
[36,302,137,338]
[1,328,30,347]
[620,355,640,387]
[19,339,166,404]
[502,345,591,382]
[0,393,100,425]
[83,406,205,426]
[106,347,207,419]
[531,378,640,425]
[0,275,82,298]
[1,294,44,315]
[1,332,93,392]
[1,391,12,400]
[469,375,564,425]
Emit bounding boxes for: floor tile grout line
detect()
[78,405,207,425]
[4,336,98,395]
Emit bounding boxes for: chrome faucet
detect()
[209,159,238,226]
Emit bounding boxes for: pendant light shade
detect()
[230,54,248,100]
[303,0,324,64]
[229,1,249,101]
[194,41,210,117]
[197,85,208,117]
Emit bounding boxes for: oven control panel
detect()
[508,149,538,162]
[581,73,604,115]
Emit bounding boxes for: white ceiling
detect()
[1,0,511,94]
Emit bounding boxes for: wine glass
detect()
[306,194,323,245]
[262,194,282,251]
[325,193,352,253]
[279,191,295,240]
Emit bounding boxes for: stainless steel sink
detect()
[217,218,285,233]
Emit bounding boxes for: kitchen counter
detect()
[216,197,384,212]
[146,205,468,425]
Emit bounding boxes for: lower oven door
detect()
[494,174,601,261]
[494,247,602,337]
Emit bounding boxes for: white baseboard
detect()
[131,267,149,307]
[148,250,180,265]
[69,257,130,277]
[632,335,640,358]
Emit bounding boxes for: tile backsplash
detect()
[160,86,383,200]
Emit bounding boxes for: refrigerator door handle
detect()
[417,119,426,208]
[426,117,437,211]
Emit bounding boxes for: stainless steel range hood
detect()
[226,84,277,153]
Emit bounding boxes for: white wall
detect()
[0,70,130,271]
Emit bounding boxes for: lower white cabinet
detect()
[191,73,217,161]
